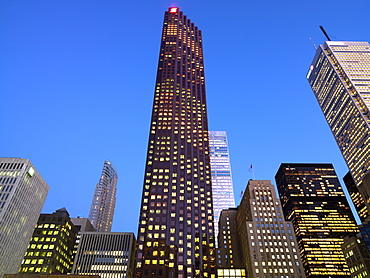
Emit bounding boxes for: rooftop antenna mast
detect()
[319,26,331,41]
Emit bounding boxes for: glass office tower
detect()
[275,163,359,278]
[88,160,117,232]
[209,131,235,244]
[307,41,370,187]
[136,7,216,278]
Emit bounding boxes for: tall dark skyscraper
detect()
[136,7,216,278]
[275,163,359,278]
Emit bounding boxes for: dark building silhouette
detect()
[275,163,359,278]
[217,209,243,269]
[19,208,78,274]
[136,7,216,278]
[343,172,369,222]
[70,217,96,270]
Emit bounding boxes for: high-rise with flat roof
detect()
[307,41,370,187]
[209,131,235,244]
[236,180,305,278]
[0,158,49,277]
[217,209,243,269]
[136,7,216,278]
[19,208,78,274]
[275,163,359,278]
[88,160,117,232]
[72,232,136,278]
[70,217,96,270]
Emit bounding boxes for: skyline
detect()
[2,0,370,234]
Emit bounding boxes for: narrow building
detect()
[88,160,117,232]
[209,131,236,244]
[217,208,243,269]
[70,217,96,269]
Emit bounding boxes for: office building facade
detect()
[72,232,136,278]
[307,41,370,187]
[217,209,243,269]
[342,235,370,278]
[136,7,216,278]
[343,172,369,222]
[88,160,117,232]
[71,217,96,265]
[275,163,359,278]
[209,131,235,243]
[19,208,78,274]
[236,180,305,278]
[0,158,49,277]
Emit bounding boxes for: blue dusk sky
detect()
[2,0,370,232]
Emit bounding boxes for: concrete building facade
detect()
[236,180,305,278]
[72,232,136,278]
[0,158,49,277]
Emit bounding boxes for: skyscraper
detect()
[307,41,370,187]
[136,7,216,278]
[19,208,78,274]
[209,131,235,243]
[0,158,49,277]
[88,160,117,232]
[236,180,305,278]
[275,163,359,278]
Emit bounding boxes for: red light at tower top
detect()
[169,7,178,13]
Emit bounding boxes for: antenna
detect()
[319,26,331,41]
[309,38,317,50]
